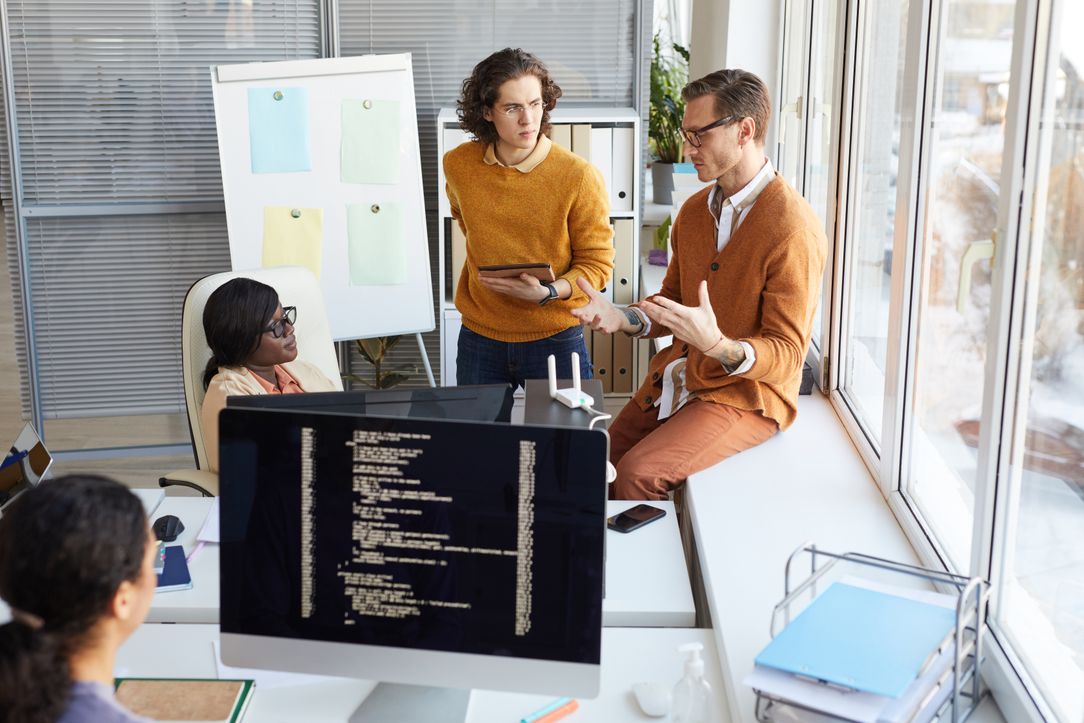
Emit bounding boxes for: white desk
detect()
[149,498,695,628]
[147,497,219,624]
[116,625,728,723]
[605,500,695,627]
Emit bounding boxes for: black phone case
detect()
[607,506,666,533]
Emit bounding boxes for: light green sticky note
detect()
[262,206,324,279]
[347,202,406,285]
[341,99,400,184]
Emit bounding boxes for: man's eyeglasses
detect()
[265,306,296,338]
[680,115,738,148]
[495,99,544,117]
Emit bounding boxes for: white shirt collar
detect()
[707,157,775,211]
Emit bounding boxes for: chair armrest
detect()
[159,469,219,497]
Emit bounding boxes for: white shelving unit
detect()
[435,106,645,394]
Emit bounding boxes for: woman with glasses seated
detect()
[0,474,158,723]
[200,277,337,472]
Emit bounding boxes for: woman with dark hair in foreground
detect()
[200,277,337,472]
[0,475,157,723]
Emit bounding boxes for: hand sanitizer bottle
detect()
[671,642,712,723]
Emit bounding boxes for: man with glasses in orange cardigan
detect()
[574,69,827,500]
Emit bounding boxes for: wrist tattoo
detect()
[622,308,644,335]
[717,342,745,373]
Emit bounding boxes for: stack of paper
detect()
[745,579,959,722]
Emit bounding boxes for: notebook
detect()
[0,422,53,515]
[754,582,957,698]
[156,545,193,593]
[114,678,254,722]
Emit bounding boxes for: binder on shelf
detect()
[612,334,634,394]
[611,126,635,211]
[571,124,591,161]
[612,218,636,305]
[449,220,467,300]
[550,124,572,150]
[589,127,613,202]
[591,330,613,394]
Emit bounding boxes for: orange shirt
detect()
[248,365,304,395]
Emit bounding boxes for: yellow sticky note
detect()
[261,206,324,279]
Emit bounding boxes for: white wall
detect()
[688,0,782,156]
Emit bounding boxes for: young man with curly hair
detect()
[444,48,614,388]
[573,69,828,500]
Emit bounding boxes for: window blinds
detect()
[2,0,322,418]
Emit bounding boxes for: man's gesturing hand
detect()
[638,280,723,352]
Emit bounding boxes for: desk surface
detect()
[149,498,695,628]
[117,625,728,723]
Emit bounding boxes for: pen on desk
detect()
[534,699,578,723]
[520,696,573,723]
[186,540,206,563]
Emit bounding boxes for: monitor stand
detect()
[348,683,471,722]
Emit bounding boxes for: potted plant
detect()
[347,336,412,389]
[649,32,689,205]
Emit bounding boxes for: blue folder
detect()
[755,582,956,698]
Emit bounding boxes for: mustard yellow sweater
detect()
[443,139,614,342]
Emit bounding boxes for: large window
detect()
[799,0,1082,718]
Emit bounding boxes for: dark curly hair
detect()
[456,48,563,145]
[0,475,148,723]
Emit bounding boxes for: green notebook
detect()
[114,678,254,723]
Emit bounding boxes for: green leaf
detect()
[377,372,410,389]
[357,337,382,364]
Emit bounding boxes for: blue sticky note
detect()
[248,87,312,174]
[754,583,956,698]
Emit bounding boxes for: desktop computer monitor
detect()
[225,384,515,424]
[217,407,608,698]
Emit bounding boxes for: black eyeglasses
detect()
[264,306,296,338]
[680,115,738,148]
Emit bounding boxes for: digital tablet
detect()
[477,263,555,283]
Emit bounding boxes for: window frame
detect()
[817,0,1072,718]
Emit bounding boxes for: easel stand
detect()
[754,543,990,723]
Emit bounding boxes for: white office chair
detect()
[159,266,343,496]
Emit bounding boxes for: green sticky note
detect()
[347,202,405,285]
[341,99,400,185]
[262,206,324,279]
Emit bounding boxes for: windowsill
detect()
[683,390,1006,722]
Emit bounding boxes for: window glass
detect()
[840,0,908,445]
[902,0,1014,570]
[995,3,1084,717]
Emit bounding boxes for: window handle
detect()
[956,234,996,313]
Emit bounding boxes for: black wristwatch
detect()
[538,282,559,306]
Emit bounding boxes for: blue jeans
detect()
[457,326,593,389]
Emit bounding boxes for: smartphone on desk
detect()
[607,504,666,533]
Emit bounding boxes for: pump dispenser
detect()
[671,642,713,723]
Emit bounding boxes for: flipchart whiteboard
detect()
[210,54,433,341]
